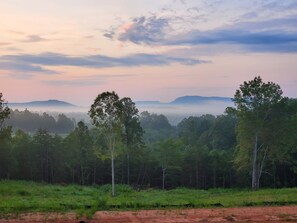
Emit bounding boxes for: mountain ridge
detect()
[8,96,232,108]
[136,95,232,105]
[8,100,76,107]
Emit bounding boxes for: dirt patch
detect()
[1,206,297,222]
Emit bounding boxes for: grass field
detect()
[1,180,297,217]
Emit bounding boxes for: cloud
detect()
[43,74,133,87]
[0,42,11,46]
[113,14,297,53]
[103,31,115,39]
[44,79,104,87]
[0,61,58,74]
[167,28,297,46]
[117,16,171,44]
[6,30,25,35]
[8,73,33,80]
[102,0,297,54]
[22,35,48,43]
[1,47,22,52]
[1,52,207,68]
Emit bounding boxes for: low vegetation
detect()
[1,180,297,216]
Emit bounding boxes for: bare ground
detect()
[1,205,297,223]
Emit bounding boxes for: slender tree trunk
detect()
[109,128,115,197]
[252,132,259,190]
[162,167,166,190]
[140,166,147,187]
[46,148,48,183]
[93,159,96,184]
[80,164,84,185]
[120,156,124,184]
[213,166,216,188]
[111,151,115,196]
[195,160,199,188]
[127,153,130,185]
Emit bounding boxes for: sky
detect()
[1,0,297,106]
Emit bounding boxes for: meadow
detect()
[1,180,297,217]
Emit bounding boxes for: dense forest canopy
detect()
[0,77,297,190]
[5,109,75,134]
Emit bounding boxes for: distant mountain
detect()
[170,96,232,104]
[9,100,76,108]
[136,96,232,106]
[136,95,234,125]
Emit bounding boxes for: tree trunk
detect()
[252,132,259,190]
[110,128,115,197]
[80,164,84,185]
[195,160,199,188]
[111,151,115,196]
[213,166,216,188]
[162,167,166,190]
[93,159,96,184]
[127,153,130,185]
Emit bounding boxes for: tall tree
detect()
[73,121,93,185]
[0,93,10,129]
[120,97,144,185]
[230,76,284,189]
[89,91,123,196]
[33,129,53,183]
[0,126,14,179]
[155,139,184,189]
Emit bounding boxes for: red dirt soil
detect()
[1,206,297,223]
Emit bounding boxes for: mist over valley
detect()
[8,96,233,126]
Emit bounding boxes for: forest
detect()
[0,77,297,193]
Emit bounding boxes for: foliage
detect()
[1,82,297,191]
[230,76,291,189]
[89,91,144,196]
[5,109,75,133]
[0,93,10,130]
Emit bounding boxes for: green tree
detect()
[230,76,284,189]
[33,129,53,183]
[0,93,14,179]
[56,114,75,133]
[0,126,15,179]
[13,129,35,180]
[120,97,144,185]
[89,91,123,196]
[73,121,93,185]
[0,93,10,129]
[155,139,184,189]
[178,115,215,146]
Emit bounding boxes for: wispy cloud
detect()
[8,73,33,80]
[103,0,297,53]
[0,42,11,46]
[44,79,104,87]
[117,16,171,44]
[103,31,115,39]
[22,35,48,43]
[6,30,25,35]
[1,47,23,52]
[43,74,133,87]
[1,52,207,68]
[167,27,297,46]
[111,15,297,53]
[0,61,58,74]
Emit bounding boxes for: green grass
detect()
[1,180,297,217]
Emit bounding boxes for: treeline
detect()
[0,77,297,190]
[5,109,75,134]
[0,111,296,189]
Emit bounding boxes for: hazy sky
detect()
[1,0,297,106]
